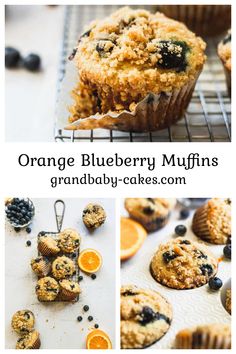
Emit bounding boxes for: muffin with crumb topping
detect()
[192,198,231,244]
[67,7,206,132]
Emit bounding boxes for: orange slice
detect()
[78,249,102,273]
[86,329,112,349]
[120,217,147,261]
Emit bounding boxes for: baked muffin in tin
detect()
[150,237,218,289]
[175,323,231,349]
[120,285,172,349]
[11,310,35,335]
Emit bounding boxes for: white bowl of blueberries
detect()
[5,198,35,232]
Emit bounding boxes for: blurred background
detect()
[5,5,64,141]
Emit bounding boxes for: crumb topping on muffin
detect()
[150,237,218,289]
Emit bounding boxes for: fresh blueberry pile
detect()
[5,198,34,228]
[5,47,41,71]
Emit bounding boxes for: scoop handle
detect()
[54,199,65,232]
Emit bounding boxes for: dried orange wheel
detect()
[78,249,102,273]
[86,329,112,349]
[120,217,147,261]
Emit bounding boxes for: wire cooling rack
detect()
[55,5,231,142]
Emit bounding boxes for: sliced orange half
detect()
[78,248,102,273]
[120,217,147,261]
[86,329,112,349]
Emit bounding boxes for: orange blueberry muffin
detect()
[16,330,41,349]
[30,256,52,277]
[124,198,176,232]
[58,228,81,253]
[218,30,231,96]
[52,256,76,280]
[11,310,35,334]
[158,5,231,37]
[192,198,231,245]
[67,7,206,132]
[37,235,60,256]
[35,276,59,301]
[59,279,81,301]
[175,323,231,349]
[120,285,172,348]
[150,237,218,289]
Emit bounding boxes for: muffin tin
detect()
[33,200,80,302]
[121,201,231,349]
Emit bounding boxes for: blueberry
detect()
[156,40,189,72]
[175,225,187,236]
[94,324,99,329]
[200,264,214,277]
[88,316,93,322]
[209,277,223,290]
[223,33,231,45]
[91,274,96,280]
[83,305,89,312]
[223,245,231,259]
[162,251,178,263]
[26,240,31,247]
[77,316,83,322]
[26,227,31,234]
[20,218,26,225]
[14,227,21,232]
[96,40,115,57]
[143,206,154,215]
[13,198,20,204]
[180,240,191,245]
[23,53,41,71]
[180,209,190,219]
[72,252,77,258]
[78,276,83,282]
[139,306,156,325]
[5,47,21,68]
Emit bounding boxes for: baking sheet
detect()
[121,200,231,349]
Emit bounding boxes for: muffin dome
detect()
[124,198,176,232]
[58,228,81,253]
[150,237,218,289]
[52,256,76,280]
[69,6,206,125]
[120,285,172,349]
[11,310,35,334]
[192,198,231,244]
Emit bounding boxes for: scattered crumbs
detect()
[46,319,49,322]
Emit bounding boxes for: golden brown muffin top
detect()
[73,7,206,93]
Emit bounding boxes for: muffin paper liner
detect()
[158,5,231,37]
[32,259,52,278]
[37,242,59,257]
[175,328,231,349]
[192,204,213,243]
[57,61,201,133]
[59,287,80,301]
[30,336,41,349]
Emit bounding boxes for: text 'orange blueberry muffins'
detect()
[67,7,206,132]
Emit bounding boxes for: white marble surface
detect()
[5,5,64,142]
[121,200,231,349]
[5,198,116,349]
